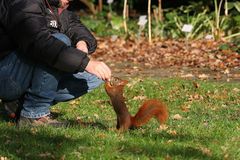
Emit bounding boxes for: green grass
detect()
[0,78,239,160]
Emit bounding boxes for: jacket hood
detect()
[46,0,60,7]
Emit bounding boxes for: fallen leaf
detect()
[188,94,204,101]
[158,124,168,131]
[223,68,230,74]
[193,82,200,88]
[38,152,53,158]
[180,73,194,78]
[199,147,212,156]
[233,88,240,93]
[181,105,191,112]
[198,74,209,80]
[168,130,177,136]
[133,95,147,100]
[172,114,183,120]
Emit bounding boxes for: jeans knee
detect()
[52,33,71,46]
[88,78,104,91]
[87,76,104,91]
[73,72,104,91]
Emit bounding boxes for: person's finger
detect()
[85,60,111,81]
[94,70,102,80]
[97,65,108,81]
[99,62,111,80]
[102,63,112,77]
[101,65,111,81]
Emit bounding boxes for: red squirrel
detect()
[105,77,168,131]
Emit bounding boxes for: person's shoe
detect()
[17,115,69,128]
[3,100,20,119]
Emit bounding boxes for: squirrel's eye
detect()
[109,76,122,86]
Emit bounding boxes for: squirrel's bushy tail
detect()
[131,99,168,127]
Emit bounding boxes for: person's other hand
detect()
[59,0,70,9]
[76,41,88,53]
[85,60,111,81]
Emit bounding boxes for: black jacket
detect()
[45,0,97,53]
[0,0,97,73]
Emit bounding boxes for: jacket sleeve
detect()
[8,0,89,73]
[65,11,97,54]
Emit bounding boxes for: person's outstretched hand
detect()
[85,60,111,81]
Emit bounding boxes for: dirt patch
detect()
[107,62,240,83]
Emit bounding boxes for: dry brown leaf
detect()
[233,88,240,93]
[180,73,194,78]
[97,133,107,139]
[168,129,177,136]
[158,124,168,131]
[132,95,147,100]
[198,74,209,80]
[193,82,200,88]
[39,152,53,158]
[199,147,212,156]
[181,105,191,112]
[172,114,183,120]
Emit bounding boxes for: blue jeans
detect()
[0,33,103,118]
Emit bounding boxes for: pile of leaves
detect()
[93,37,240,80]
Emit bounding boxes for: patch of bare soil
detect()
[93,37,240,82]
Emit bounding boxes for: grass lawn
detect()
[0,78,239,160]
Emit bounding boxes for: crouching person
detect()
[0,0,111,127]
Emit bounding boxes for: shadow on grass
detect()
[0,111,107,159]
[0,125,94,160]
[118,142,218,160]
[118,130,218,160]
[67,119,108,130]
[50,111,108,130]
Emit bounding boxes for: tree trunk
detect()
[98,0,103,12]
[148,0,152,44]
[158,0,164,21]
[123,0,128,33]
